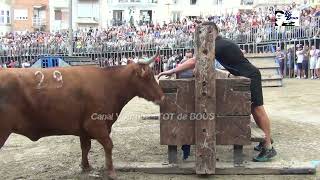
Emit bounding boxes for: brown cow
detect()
[0,63,164,179]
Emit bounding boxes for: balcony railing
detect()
[32,17,46,28]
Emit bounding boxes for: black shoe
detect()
[254,138,274,151]
[253,147,277,162]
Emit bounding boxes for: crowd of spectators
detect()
[0,2,319,57]
[210,1,320,43]
[275,44,320,79]
[1,2,320,77]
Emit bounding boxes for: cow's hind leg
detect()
[80,135,92,172]
[84,121,116,179]
[96,136,116,180]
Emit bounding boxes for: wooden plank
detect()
[216,116,251,145]
[159,79,194,89]
[115,161,316,175]
[262,80,283,87]
[160,80,195,145]
[194,22,217,174]
[216,78,251,116]
[146,115,251,145]
[215,69,233,78]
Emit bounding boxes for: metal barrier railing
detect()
[2,38,319,80]
[1,17,319,56]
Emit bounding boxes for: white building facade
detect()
[105,0,158,26]
[49,0,319,31]
[0,0,12,36]
[50,0,108,31]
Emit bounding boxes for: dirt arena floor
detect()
[0,79,320,180]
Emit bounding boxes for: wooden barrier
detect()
[159,22,252,174]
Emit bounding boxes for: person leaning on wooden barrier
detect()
[158,22,277,162]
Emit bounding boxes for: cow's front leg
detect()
[96,136,116,180]
[80,135,92,171]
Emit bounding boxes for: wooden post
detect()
[194,22,217,174]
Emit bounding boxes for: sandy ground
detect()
[0,79,320,180]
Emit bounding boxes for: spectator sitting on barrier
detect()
[296,45,304,79]
[158,23,277,162]
[309,45,319,79]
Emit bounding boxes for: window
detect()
[215,0,223,4]
[14,9,28,20]
[55,10,62,20]
[0,10,10,24]
[190,0,197,5]
[7,11,10,24]
[241,0,254,5]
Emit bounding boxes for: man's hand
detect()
[158,69,175,79]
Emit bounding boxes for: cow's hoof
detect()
[107,171,117,180]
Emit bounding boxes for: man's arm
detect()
[158,57,196,78]
[173,57,196,73]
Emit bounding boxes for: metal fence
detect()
[3,37,319,79]
[1,17,320,79]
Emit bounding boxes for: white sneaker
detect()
[296,76,301,79]
[311,76,314,79]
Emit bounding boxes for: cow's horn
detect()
[138,47,160,65]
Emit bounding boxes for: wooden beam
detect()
[194,22,217,174]
[115,161,316,175]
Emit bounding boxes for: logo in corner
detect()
[275,10,300,26]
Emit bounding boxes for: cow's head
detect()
[130,63,165,104]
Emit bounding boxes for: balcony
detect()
[32,17,46,28]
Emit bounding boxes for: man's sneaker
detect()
[253,147,277,162]
[254,138,274,151]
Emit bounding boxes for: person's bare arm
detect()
[158,57,196,79]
